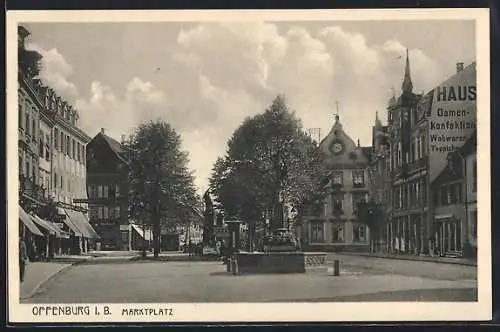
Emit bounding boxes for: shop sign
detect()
[427,62,476,183]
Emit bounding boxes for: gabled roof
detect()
[361,147,372,163]
[91,132,129,164]
[457,130,476,157]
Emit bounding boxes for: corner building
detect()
[386,50,428,255]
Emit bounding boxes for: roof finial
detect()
[334,100,340,122]
[357,139,360,147]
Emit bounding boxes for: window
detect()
[98,185,103,198]
[103,206,109,219]
[89,207,98,221]
[54,172,57,188]
[32,118,36,141]
[311,221,324,242]
[59,131,66,153]
[77,142,81,161]
[72,139,76,159]
[115,184,121,198]
[88,185,96,199]
[25,113,30,136]
[332,193,344,213]
[352,170,364,187]
[60,175,63,189]
[45,134,50,161]
[472,159,477,193]
[66,135,70,156]
[332,223,344,242]
[114,206,121,219]
[39,137,44,156]
[332,171,343,185]
[103,185,109,198]
[18,101,23,128]
[421,136,426,157]
[415,181,420,206]
[352,192,367,214]
[97,207,103,219]
[353,224,366,242]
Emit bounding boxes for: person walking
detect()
[19,237,28,283]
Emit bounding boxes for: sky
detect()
[22,20,475,194]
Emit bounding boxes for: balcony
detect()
[19,174,47,205]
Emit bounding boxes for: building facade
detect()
[430,131,476,257]
[86,130,132,250]
[386,50,428,255]
[301,115,371,252]
[367,111,391,251]
[18,25,98,258]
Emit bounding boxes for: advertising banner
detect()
[427,62,476,183]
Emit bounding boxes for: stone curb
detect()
[339,252,477,267]
[20,257,92,300]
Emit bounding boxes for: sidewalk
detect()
[20,258,87,300]
[340,251,477,267]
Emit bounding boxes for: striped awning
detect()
[131,224,152,241]
[19,206,43,237]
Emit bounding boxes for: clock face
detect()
[331,141,343,154]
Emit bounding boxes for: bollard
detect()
[226,258,231,272]
[231,258,238,275]
[333,259,341,276]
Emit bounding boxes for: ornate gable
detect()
[318,115,369,169]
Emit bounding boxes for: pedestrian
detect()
[19,237,28,283]
[394,236,399,255]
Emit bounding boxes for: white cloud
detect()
[26,43,78,100]
[75,77,166,140]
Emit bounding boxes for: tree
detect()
[18,26,42,78]
[125,120,200,257]
[209,95,328,247]
[357,200,387,252]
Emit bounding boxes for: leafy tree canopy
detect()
[209,95,328,228]
[125,120,201,229]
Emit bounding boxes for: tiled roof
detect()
[97,132,129,164]
[361,147,373,162]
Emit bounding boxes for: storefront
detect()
[434,214,462,256]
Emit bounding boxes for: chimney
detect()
[100,128,105,135]
[456,62,464,73]
[121,135,126,144]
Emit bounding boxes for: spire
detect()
[375,111,382,128]
[357,139,360,147]
[401,48,413,95]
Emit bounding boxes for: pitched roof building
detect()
[300,114,372,252]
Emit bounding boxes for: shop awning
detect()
[131,224,152,241]
[31,214,69,238]
[60,209,83,237]
[64,209,100,239]
[19,206,43,237]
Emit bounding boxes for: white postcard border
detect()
[6,8,491,323]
